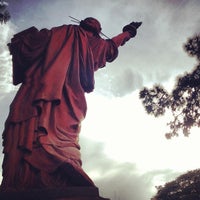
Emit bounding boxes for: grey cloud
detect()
[98,169,181,200]
[0,23,16,93]
[80,136,151,200]
[0,91,16,132]
[136,0,200,82]
[97,168,152,200]
[80,136,181,200]
[0,91,16,172]
[95,67,143,97]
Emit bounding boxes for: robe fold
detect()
[1,24,118,190]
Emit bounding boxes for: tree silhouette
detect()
[0,1,10,24]
[139,34,200,139]
[151,169,200,200]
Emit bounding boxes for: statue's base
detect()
[0,187,109,200]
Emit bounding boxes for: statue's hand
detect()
[122,21,142,37]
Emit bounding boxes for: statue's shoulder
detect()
[51,24,77,30]
[13,27,38,39]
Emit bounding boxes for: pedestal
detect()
[0,187,110,200]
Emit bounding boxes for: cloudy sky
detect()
[1,0,200,199]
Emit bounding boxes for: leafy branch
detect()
[139,34,200,138]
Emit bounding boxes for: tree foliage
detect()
[139,34,200,138]
[152,169,200,200]
[0,1,11,24]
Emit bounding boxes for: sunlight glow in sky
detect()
[83,92,200,173]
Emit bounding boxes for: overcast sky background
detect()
[0,0,200,199]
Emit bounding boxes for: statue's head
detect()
[80,17,102,36]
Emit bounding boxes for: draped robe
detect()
[1,24,118,190]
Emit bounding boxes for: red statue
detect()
[0,17,141,191]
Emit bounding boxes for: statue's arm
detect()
[111,31,132,47]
